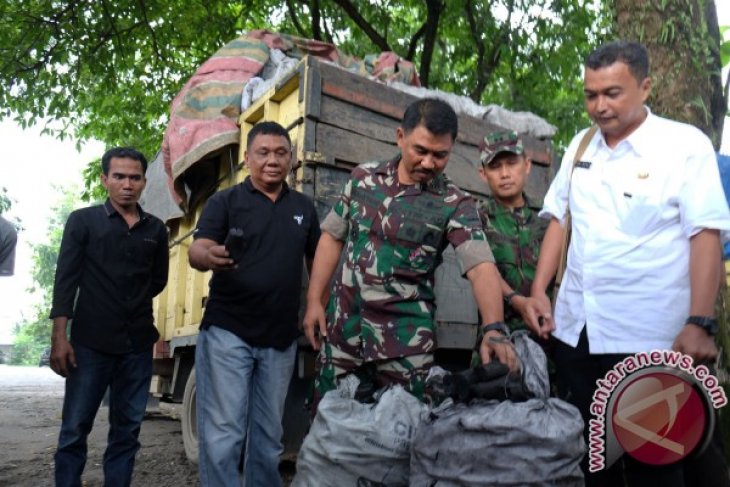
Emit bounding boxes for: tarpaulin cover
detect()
[161,30,420,210]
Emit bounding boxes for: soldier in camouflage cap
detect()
[479,130,524,166]
[476,130,550,334]
[303,98,517,407]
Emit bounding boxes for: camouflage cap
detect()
[479,130,524,166]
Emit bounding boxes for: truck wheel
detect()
[182,369,199,464]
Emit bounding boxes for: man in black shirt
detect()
[188,121,320,486]
[50,147,168,487]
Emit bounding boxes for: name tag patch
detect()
[575,160,592,169]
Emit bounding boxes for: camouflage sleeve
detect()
[448,195,495,274]
[320,177,353,241]
[320,211,348,241]
[455,240,495,275]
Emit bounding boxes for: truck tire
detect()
[182,369,199,464]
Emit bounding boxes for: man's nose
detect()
[265,153,281,165]
[421,154,435,169]
[595,95,607,112]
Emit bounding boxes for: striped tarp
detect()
[161,30,420,210]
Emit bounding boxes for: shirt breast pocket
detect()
[620,180,665,236]
[395,218,444,273]
[130,237,159,268]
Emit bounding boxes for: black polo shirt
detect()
[50,200,169,354]
[194,177,321,349]
[194,177,320,350]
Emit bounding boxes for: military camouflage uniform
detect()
[477,194,548,332]
[315,155,495,401]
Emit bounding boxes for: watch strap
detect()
[686,315,718,336]
[481,321,510,336]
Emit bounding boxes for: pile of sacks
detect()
[293,331,585,486]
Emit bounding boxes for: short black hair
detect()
[101,147,148,176]
[401,98,458,141]
[246,121,292,150]
[585,41,650,82]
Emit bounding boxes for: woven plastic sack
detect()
[409,398,584,486]
[409,331,585,486]
[293,375,428,487]
[512,330,550,398]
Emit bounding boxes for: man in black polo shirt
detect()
[50,147,169,486]
[188,121,320,487]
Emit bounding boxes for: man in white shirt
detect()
[530,41,730,486]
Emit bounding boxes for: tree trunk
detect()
[614,0,725,149]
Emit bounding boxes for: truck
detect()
[144,53,556,463]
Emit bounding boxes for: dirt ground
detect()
[0,364,199,486]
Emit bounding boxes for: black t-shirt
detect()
[193,177,321,349]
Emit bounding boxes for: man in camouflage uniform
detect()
[477,131,549,333]
[303,98,516,406]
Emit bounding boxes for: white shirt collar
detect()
[596,106,653,157]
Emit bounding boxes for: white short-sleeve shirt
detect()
[541,109,730,353]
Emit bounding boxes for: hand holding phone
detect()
[224,228,245,264]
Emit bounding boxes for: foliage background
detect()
[0,0,617,202]
[9,187,78,365]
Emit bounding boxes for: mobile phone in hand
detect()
[224,228,245,263]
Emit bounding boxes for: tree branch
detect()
[8,4,78,75]
[285,0,308,37]
[419,0,444,87]
[465,0,485,99]
[331,0,391,52]
[321,7,334,44]
[466,0,512,101]
[406,23,427,61]
[137,0,164,63]
[311,0,322,40]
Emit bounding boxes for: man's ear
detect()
[396,127,405,149]
[524,157,532,175]
[477,165,489,185]
[639,76,651,103]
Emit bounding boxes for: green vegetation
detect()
[10,187,79,365]
[0,0,616,199]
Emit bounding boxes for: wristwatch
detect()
[481,321,510,336]
[685,315,719,336]
[504,291,521,306]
